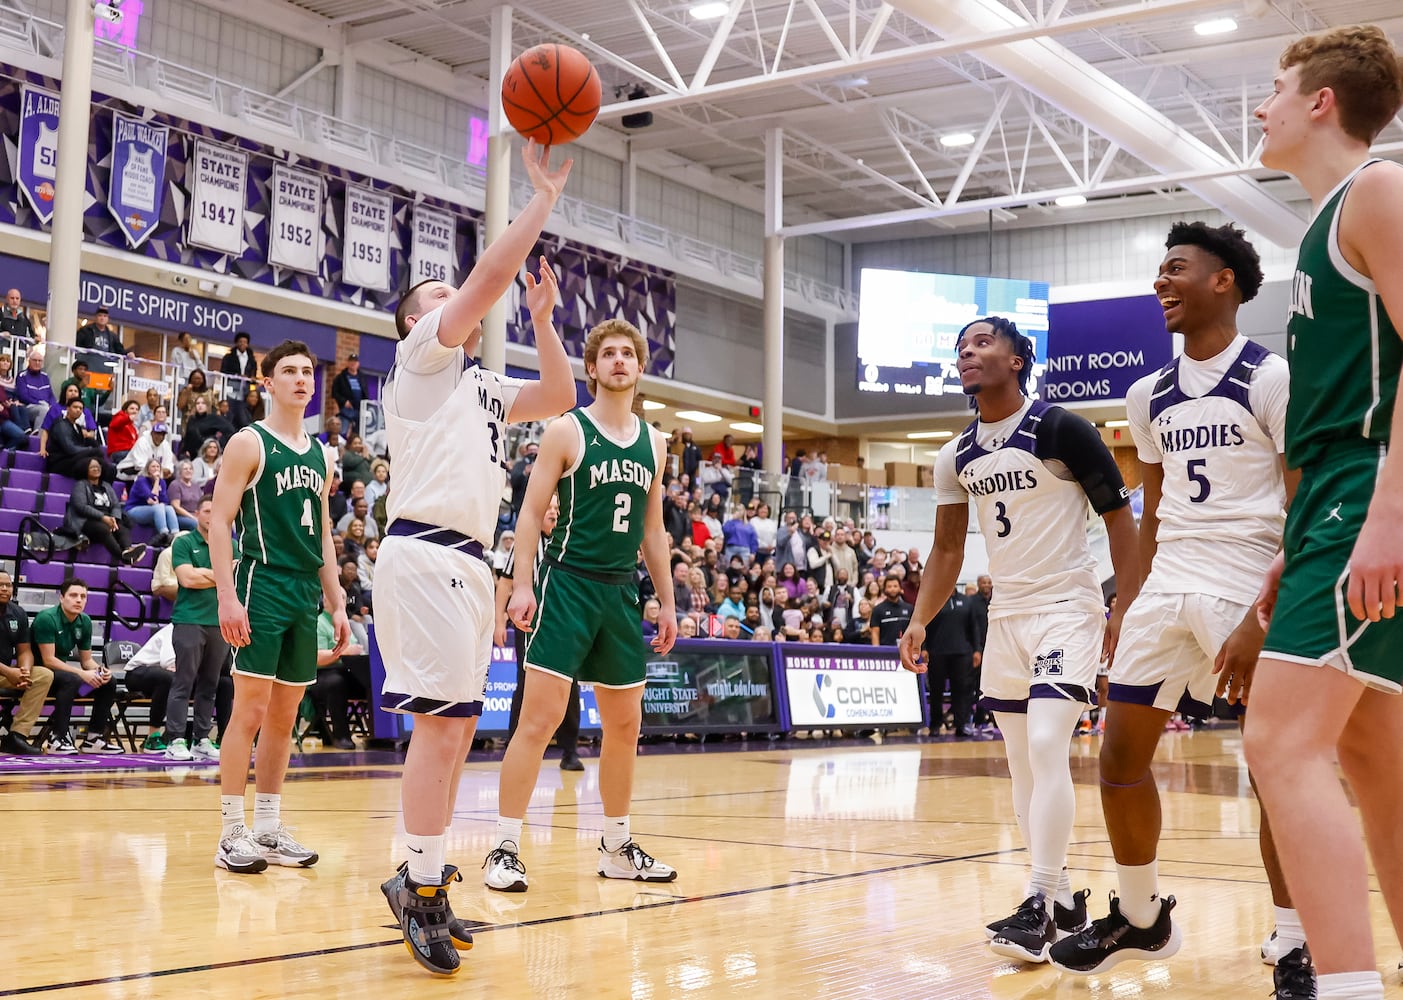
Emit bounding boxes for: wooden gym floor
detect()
[3,729,1400,999]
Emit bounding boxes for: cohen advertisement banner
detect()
[782,644,925,728]
[1042,295,1173,403]
[641,639,781,734]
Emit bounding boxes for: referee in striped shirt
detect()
[494,496,583,771]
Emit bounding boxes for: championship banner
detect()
[17,85,61,224]
[410,204,456,285]
[268,163,323,274]
[187,139,248,256]
[641,640,782,734]
[343,185,392,291]
[780,644,925,728]
[108,111,169,249]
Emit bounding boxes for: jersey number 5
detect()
[1187,458,1211,504]
[612,493,631,534]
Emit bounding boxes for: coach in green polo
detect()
[33,578,120,753]
[161,496,234,762]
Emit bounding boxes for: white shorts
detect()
[1109,591,1249,715]
[981,611,1104,712]
[374,535,496,717]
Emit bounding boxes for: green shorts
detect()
[523,561,646,688]
[230,560,322,687]
[1263,442,1401,691]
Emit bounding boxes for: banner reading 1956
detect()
[410,204,456,286]
[187,139,248,257]
[268,163,323,274]
[343,185,393,291]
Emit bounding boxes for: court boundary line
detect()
[0,847,1023,997]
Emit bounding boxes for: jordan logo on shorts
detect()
[1033,649,1065,677]
[1325,502,1344,522]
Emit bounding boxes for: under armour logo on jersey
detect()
[1032,649,1065,677]
[449,578,464,588]
[1158,412,1173,426]
[1326,503,1344,523]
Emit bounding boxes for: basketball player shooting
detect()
[376,140,576,977]
[899,317,1139,965]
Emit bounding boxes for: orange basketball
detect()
[501,44,601,146]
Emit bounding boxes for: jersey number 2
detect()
[612,493,631,534]
[300,498,316,535]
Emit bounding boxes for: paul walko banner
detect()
[410,204,456,286]
[108,111,169,249]
[17,85,61,224]
[343,185,393,291]
[268,163,324,274]
[187,139,248,256]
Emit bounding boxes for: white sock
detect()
[1056,867,1075,909]
[1028,865,1059,903]
[603,815,630,852]
[406,833,446,886]
[1317,971,1384,1000]
[220,795,244,836]
[1274,905,1306,953]
[1116,861,1161,928]
[493,816,523,852]
[253,793,281,836]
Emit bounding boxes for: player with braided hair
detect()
[901,316,1140,963]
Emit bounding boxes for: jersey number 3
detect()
[994,501,1012,538]
[612,493,631,533]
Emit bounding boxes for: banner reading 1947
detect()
[187,139,248,257]
[343,185,393,292]
[268,163,324,274]
[108,111,169,249]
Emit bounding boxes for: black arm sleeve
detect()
[1036,406,1131,515]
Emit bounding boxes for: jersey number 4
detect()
[300,498,316,535]
[612,493,631,533]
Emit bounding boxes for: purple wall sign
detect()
[1042,295,1173,403]
[107,111,169,249]
[16,84,60,224]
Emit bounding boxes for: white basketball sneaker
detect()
[482,842,529,893]
[597,839,677,883]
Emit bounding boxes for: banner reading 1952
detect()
[268,163,323,274]
[343,185,393,292]
[187,139,248,257]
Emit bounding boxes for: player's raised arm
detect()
[437,141,573,350]
[508,255,576,423]
[507,416,576,631]
[640,432,677,655]
[1338,161,1403,621]
[900,502,968,673]
[209,429,259,648]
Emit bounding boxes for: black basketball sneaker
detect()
[986,887,1090,941]
[1048,894,1182,975]
[989,894,1057,963]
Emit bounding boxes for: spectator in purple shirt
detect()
[124,458,180,547]
[168,460,203,532]
[13,349,54,431]
[721,505,759,563]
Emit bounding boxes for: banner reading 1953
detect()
[343,185,393,292]
[187,139,248,257]
[268,163,323,274]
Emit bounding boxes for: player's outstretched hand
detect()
[508,586,537,633]
[653,613,678,656]
[521,139,573,202]
[898,623,928,673]
[1213,614,1266,705]
[524,255,559,324]
[330,607,352,658]
[219,593,251,648]
[1254,550,1286,631]
[1346,508,1403,623]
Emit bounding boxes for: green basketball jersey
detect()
[1285,160,1401,469]
[236,422,327,574]
[546,409,656,575]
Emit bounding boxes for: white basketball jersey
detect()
[383,305,525,544]
[33,123,58,180]
[1127,336,1288,603]
[933,399,1105,621]
[122,147,157,212]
